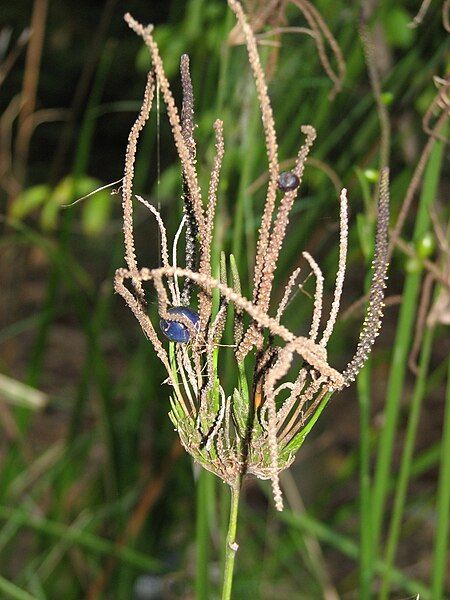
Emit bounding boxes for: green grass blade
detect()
[0,576,37,600]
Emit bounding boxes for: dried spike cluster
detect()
[257,124,317,313]
[180,54,197,306]
[276,267,301,322]
[198,119,224,333]
[302,251,324,342]
[320,189,348,346]
[342,169,390,385]
[122,70,155,302]
[236,124,317,361]
[115,2,390,510]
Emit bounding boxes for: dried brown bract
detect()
[115,2,389,511]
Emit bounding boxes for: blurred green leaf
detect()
[40,176,108,232]
[10,185,51,220]
[383,8,414,48]
[81,187,112,236]
[416,231,436,259]
[136,26,186,78]
[405,256,422,274]
[356,213,375,260]
[380,91,394,106]
[151,163,181,200]
[0,373,48,410]
[363,168,379,184]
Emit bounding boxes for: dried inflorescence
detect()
[115,1,390,511]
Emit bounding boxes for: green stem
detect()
[431,351,450,599]
[357,361,373,599]
[196,470,214,600]
[221,481,241,600]
[357,197,377,599]
[380,324,435,599]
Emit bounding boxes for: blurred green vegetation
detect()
[0,0,449,598]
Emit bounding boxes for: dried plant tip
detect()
[114,268,171,377]
[198,119,225,331]
[122,69,155,302]
[388,110,448,264]
[408,0,432,28]
[302,251,324,342]
[136,195,177,302]
[180,53,198,305]
[259,125,316,311]
[124,13,205,237]
[276,267,301,322]
[291,0,346,97]
[320,188,348,346]
[180,54,196,162]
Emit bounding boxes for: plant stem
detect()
[221,480,241,600]
[380,323,435,599]
[431,351,450,599]
[357,361,373,599]
[196,470,214,600]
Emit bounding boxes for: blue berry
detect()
[160,306,200,343]
[277,171,300,191]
